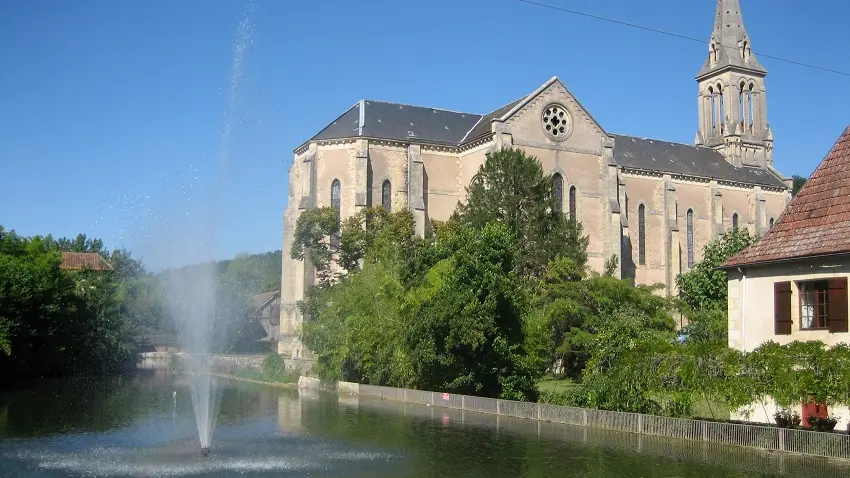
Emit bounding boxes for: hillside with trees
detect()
[0,225,281,386]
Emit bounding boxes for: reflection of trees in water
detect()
[0,373,278,438]
[0,373,176,437]
[291,394,793,478]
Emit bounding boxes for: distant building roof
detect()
[60,252,111,271]
[252,290,280,310]
[725,126,850,267]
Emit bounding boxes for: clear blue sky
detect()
[1,0,847,270]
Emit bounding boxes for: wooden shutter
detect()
[774,281,792,335]
[828,278,848,333]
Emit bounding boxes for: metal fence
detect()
[347,382,850,461]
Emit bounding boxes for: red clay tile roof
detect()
[725,126,850,267]
[60,252,111,271]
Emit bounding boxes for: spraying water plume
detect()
[161,3,255,456]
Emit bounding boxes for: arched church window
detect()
[638,204,646,266]
[686,209,694,268]
[769,217,775,229]
[381,179,392,212]
[742,41,748,60]
[747,84,755,129]
[552,173,563,213]
[716,84,725,132]
[331,179,341,248]
[739,82,746,124]
[732,213,739,231]
[569,186,577,222]
[709,86,717,135]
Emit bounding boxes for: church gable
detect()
[498,77,608,153]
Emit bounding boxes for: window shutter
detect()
[774,281,792,335]
[827,278,848,333]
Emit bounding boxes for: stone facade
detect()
[277,0,791,357]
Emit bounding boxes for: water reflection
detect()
[1,373,849,477]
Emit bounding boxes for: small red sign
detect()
[442,393,450,401]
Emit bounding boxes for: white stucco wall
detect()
[727,258,850,429]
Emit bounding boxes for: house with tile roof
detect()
[59,252,112,271]
[723,126,850,351]
[278,1,792,357]
[721,126,850,427]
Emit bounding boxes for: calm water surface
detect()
[0,372,846,477]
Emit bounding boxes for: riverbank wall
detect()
[136,352,314,375]
[297,377,850,461]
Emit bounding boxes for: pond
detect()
[0,371,847,477]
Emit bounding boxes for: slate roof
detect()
[60,252,111,271]
[308,100,482,147]
[462,98,525,143]
[301,79,786,190]
[725,126,850,267]
[610,134,786,188]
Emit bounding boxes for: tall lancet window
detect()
[381,179,392,212]
[709,86,717,135]
[552,173,563,213]
[732,213,739,231]
[686,209,694,268]
[770,217,775,229]
[331,179,341,248]
[747,84,755,130]
[638,204,646,266]
[718,85,725,132]
[569,186,577,221]
[739,82,746,124]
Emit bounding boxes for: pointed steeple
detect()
[697,0,766,79]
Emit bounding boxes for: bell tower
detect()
[695,0,773,168]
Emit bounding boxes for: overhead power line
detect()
[518,0,850,78]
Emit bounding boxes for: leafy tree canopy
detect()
[455,147,589,279]
[676,227,758,312]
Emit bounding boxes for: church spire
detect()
[697,0,766,79]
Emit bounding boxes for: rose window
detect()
[542,104,572,139]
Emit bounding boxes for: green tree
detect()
[405,223,537,400]
[290,207,341,287]
[676,227,758,312]
[792,174,808,196]
[568,307,680,415]
[455,147,589,279]
[534,258,674,379]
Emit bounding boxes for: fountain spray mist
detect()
[162,3,255,454]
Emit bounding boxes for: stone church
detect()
[278,0,791,357]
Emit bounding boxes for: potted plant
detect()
[774,408,801,428]
[807,415,839,432]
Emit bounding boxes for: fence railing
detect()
[300,378,850,461]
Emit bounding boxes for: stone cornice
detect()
[620,166,786,192]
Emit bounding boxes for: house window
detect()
[552,173,563,213]
[686,209,694,268]
[381,180,392,212]
[797,279,849,333]
[638,204,646,265]
[331,179,341,248]
[800,280,829,330]
[569,186,577,221]
[732,213,739,230]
